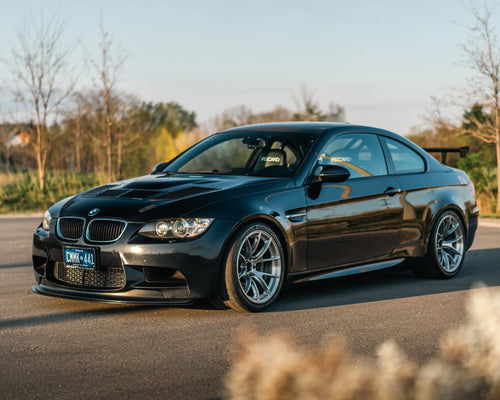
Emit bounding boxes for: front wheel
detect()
[212,223,285,312]
[416,210,466,278]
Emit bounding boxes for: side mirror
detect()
[317,165,350,183]
[152,162,169,174]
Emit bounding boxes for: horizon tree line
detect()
[2,4,500,213]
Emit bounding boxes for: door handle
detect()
[384,187,401,196]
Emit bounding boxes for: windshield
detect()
[165,132,318,177]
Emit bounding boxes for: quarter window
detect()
[382,137,425,174]
[318,133,387,178]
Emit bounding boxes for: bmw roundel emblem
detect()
[88,208,100,217]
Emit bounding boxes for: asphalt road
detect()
[1,217,499,400]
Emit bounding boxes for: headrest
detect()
[257,149,286,168]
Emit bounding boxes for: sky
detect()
[0,0,490,135]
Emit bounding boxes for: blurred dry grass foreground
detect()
[227,285,500,400]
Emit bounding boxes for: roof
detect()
[218,122,401,138]
[216,121,431,157]
[219,121,353,135]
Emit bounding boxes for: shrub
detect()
[458,153,497,213]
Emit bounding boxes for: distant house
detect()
[7,130,30,149]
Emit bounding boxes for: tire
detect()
[415,210,466,279]
[212,223,286,312]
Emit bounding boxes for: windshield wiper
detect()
[181,169,249,175]
[180,170,218,174]
[216,169,249,175]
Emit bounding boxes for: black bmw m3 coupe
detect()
[32,122,478,311]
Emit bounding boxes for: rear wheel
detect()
[212,223,285,312]
[415,210,465,278]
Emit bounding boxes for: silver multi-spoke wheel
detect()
[434,213,464,273]
[212,223,285,312]
[414,210,467,279]
[236,230,282,304]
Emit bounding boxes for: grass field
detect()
[0,169,106,213]
[0,168,499,217]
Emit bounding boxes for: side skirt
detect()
[290,258,405,284]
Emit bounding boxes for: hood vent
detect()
[124,179,204,189]
[81,184,119,198]
[82,185,217,201]
[152,186,216,201]
[95,189,129,198]
[93,189,161,199]
[119,190,161,199]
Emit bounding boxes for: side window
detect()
[382,137,425,174]
[318,133,387,178]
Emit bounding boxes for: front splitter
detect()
[32,283,194,306]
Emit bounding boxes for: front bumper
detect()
[32,218,239,304]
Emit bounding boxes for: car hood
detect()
[56,173,291,221]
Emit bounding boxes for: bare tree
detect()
[211,105,255,131]
[210,105,295,132]
[70,91,94,172]
[88,21,127,182]
[9,13,74,189]
[460,4,500,213]
[292,84,345,122]
[113,94,141,179]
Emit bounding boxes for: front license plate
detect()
[64,247,96,269]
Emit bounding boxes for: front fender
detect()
[191,186,308,276]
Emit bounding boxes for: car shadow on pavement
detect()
[3,249,498,326]
[268,248,500,312]
[0,296,220,329]
[0,304,167,330]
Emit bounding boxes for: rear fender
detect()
[422,200,467,251]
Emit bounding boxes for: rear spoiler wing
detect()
[423,146,469,165]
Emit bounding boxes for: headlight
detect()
[138,218,214,239]
[42,210,52,231]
